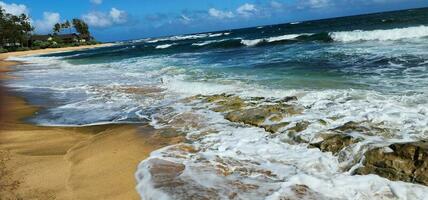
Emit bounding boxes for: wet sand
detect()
[0,46,181,200]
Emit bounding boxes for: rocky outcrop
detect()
[355,141,428,186]
[225,104,302,127]
[187,94,303,133]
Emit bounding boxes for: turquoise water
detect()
[7,7,428,199]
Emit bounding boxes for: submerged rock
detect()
[143,158,221,199]
[309,121,393,154]
[284,121,311,143]
[279,184,334,200]
[158,128,185,138]
[147,158,186,188]
[287,121,310,133]
[333,121,392,137]
[355,141,428,186]
[262,122,291,133]
[276,96,298,103]
[310,134,360,154]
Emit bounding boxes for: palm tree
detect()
[72,18,90,36]
[64,20,71,33]
[53,23,61,35]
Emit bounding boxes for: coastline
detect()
[0,45,178,200]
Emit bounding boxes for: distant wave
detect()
[241,39,264,46]
[146,32,229,44]
[330,25,428,42]
[155,43,176,49]
[189,33,330,48]
[191,39,229,46]
[266,34,308,42]
[209,32,230,37]
[241,34,302,46]
[240,33,325,46]
[192,39,243,48]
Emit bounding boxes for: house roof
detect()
[56,33,79,39]
[30,33,90,42]
[30,34,52,41]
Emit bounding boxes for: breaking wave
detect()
[331,25,428,42]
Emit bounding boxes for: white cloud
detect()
[82,11,111,27]
[208,8,234,19]
[270,1,283,9]
[236,3,257,17]
[298,0,333,9]
[0,1,28,15]
[208,3,258,20]
[109,7,127,23]
[83,8,127,28]
[180,14,192,24]
[90,0,102,5]
[34,12,61,34]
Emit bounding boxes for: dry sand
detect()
[0,45,182,200]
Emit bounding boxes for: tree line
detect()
[0,6,93,52]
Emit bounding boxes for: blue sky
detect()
[1,0,428,41]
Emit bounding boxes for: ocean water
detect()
[7,7,428,199]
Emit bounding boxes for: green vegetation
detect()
[0,7,33,50]
[0,6,99,53]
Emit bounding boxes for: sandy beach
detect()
[0,45,181,200]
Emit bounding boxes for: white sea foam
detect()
[136,85,428,199]
[331,25,428,42]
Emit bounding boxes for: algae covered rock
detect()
[355,141,428,186]
[195,93,247,112]
[187,94,303,134]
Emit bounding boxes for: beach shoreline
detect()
[0,44,177,200]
